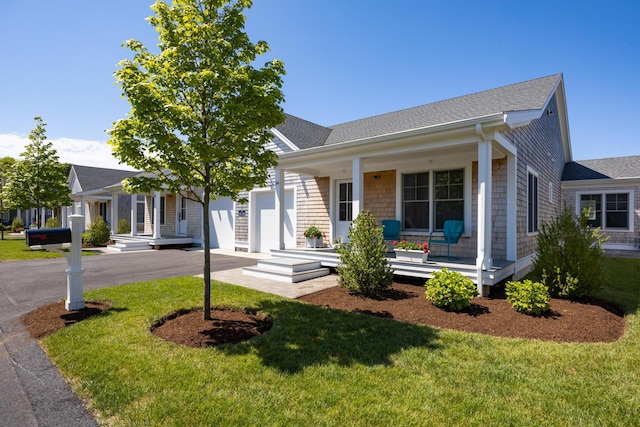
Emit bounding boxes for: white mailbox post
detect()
[66,214,85,310]
[26,214,85,311]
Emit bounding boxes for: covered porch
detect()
[253,247,515,286]
[271,119,519,295]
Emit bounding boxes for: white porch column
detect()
[153,191,161,238]
[41,207,46,226]
[352,158,364,219]
[80,196,86,219]
[130,194,137,236]
[111,192,119,234]
[506,153,517,261]
[476,138,493,296]
[60,206,67,227]
[274,168,286,250]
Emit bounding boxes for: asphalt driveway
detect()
[0,249,258,427]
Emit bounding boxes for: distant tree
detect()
[1,117,72,226]
[0,156,17,239]
[108,0,285,320]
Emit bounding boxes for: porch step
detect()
[108,240,153,252]
[242,257,330,283]
[270,249,340,267]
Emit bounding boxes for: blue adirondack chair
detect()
[428,220,464,260]
[381,219,401,241]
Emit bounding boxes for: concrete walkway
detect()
[0,248,337,426]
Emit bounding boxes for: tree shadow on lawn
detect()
[219,298,441,374]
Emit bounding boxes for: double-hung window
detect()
[579,192,630,230]
[401,169,465,231]
[151,196,166,226]
[527,169,539,234]
[402,172,429,230]
[434,169,464,229]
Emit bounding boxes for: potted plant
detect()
[393,240,429,263]
[304,225,324,248]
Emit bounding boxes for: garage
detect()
[253,189,295,253]
[208,197,235,249]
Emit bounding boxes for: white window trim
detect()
[395,165,471,236]
[575,190,634,232]
[526,166,539,236]
[151,195,167,226]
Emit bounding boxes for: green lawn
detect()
[42,258,640,426]
[0,236,100,261]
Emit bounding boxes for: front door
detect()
[336,180,353,243]
[178,196,187,235]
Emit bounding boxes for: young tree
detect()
[108,0,285,319]
[0,156,17,239]
[1,117,71,226]
[335,211,395,298]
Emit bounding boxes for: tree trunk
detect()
[202,190,212,320]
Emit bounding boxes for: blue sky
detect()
[1,0,638,169]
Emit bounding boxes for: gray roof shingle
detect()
[562,156,640,181]
[276,74,562,149]
[325,74,561,145]
[274,114,333,150]
[71,165,139,193]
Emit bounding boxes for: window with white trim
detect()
[401,169,464,231]
[151,196,166,226]
[402,172,429,230]
[527,169,539,233]
[136,196,145,225]
[338,182,353,222]
[579,192,630,230]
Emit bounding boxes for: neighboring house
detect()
[67,165,139,231]
[562,156,640,252]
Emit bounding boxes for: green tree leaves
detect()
[108,0,285,319]
[1,117,71,224]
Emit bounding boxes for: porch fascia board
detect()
[278,114,507,167]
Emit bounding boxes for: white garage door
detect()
[255,189,295,253]
[209,197,234,249]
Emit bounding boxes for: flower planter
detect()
[305,236,323,248]
[394,249,429,263]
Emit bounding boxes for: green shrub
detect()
[335,210,394,297]
[11,217,24,232]
[117,218,131,234]
[44,217,60,228]
[505,279,550,316]
[531,207,607,298]
[425,268,478,311]
[82,216,111,246]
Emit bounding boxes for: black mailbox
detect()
[26,228,72,246]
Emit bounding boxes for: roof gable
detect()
[274,114,333,150]
[69,165,139,194]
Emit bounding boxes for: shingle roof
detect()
[274,114,333,150]
[562,156,640,181]
[71,165,139,193]
[325,74,561,145]
[276,74,562,149]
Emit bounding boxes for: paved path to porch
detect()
[0,248,336,427]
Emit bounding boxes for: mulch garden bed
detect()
[23,282,626,347]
